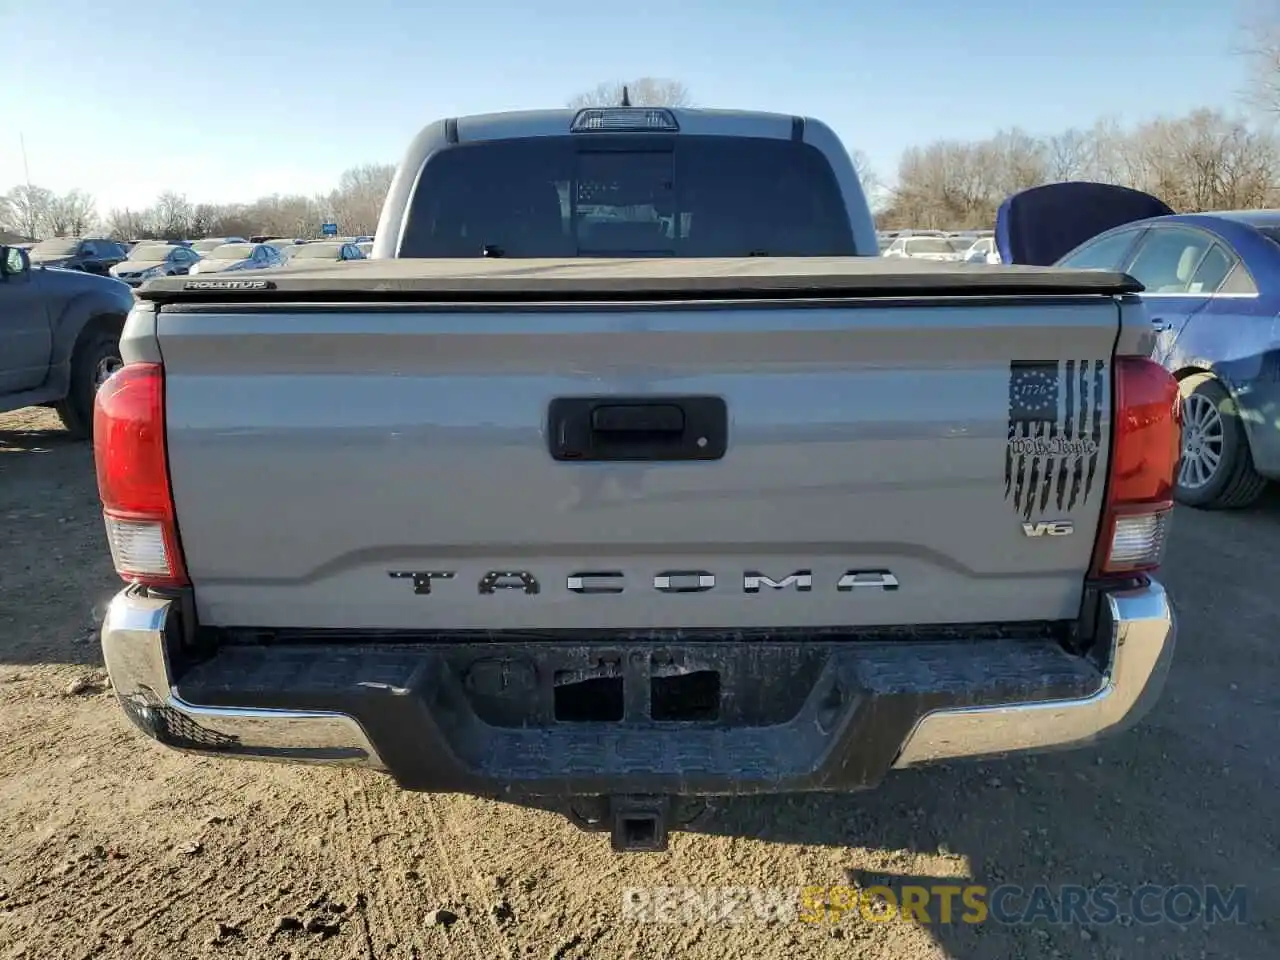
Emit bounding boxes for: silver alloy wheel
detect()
[1179,393,1225,490]
[93,355,123,390]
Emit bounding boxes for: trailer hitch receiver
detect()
[610,795,671,853]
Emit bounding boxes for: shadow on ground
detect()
[1,421,114,669]
[0,427,84,456]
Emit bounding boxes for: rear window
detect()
[398,135,855,258]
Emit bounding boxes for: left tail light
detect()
[93,363,189,587]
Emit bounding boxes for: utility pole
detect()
[19,133,32,191]
[18,133,35,240]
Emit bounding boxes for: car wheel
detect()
[1174,374,1268,509]
[54,325,124,441]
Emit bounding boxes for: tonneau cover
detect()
[137,256,1142,303]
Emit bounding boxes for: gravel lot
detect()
[0,405,1275,960]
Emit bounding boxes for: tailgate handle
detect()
[591,404,685,434]
[548,396,727,462]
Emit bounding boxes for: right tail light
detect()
[1090,357,1182,577]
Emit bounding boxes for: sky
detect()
[0,0,1260,213]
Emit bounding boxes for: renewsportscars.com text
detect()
[621,884,1248,926]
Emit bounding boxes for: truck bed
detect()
[132,257,1134,632]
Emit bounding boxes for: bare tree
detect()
[1128,109,1279,211]
[987,128,1049,195]
[204,204,257,240]
[883,139,1005,230]
[246,193,325,238]
[1045,129,1091,182]
[189,203,222,239]
[567,78,693,109]
[328,163,395,236]
[847,148,884,207]
[104,207,154,240]
[1238,1,1280,116]
[45,190,97,236]
[3,184,54,239]
[1077,116,1128,184]
[153,192,194,238]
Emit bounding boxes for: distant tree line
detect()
[876,109,1279,230]
[0,164,394,242]
[6,57,1280,240]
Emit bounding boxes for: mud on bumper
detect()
[101,582,1174,795]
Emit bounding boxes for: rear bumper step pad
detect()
[100,582,1174,795]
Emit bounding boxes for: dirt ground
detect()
[0,405,1275,960]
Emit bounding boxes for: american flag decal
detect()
[1005,360,1105,520]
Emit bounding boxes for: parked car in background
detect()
[998,181,1280,509]
[882,235,964,261]
[109,243,202,286]
[27,237,129,274]
[279,240,366,265]
[190,237,248,253]
[357,241,373,257]
[186,242,285,275]
[963,236,1001,264]
[0,244,134,438]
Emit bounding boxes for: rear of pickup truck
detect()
[96,259,1178,851]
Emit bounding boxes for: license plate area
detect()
[453,644,826,727]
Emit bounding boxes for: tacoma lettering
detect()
[836,571,899,591]
[478,570,540,595]
[743,570,813,593]
[387,570,455,594]
[390,569,897,594]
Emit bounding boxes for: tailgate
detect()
[156,298,1117,630]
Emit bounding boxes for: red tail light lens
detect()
[1090,357,1182,577]
[93,363,189,587]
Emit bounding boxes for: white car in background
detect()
[962,236,1002,264]
[882,235,966,261]
[277,240,367,266]
[109,242,203,286]
[190,236,248,254]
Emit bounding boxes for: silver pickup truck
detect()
[96,107,1180,852]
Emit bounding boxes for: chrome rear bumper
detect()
[101,590,384,769]
[101,580,1174,783]
[892,581,1175,766]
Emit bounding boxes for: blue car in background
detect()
[997,182,1280,510]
